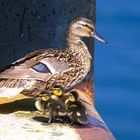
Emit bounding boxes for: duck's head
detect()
[69,18,107,44]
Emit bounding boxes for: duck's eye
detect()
[32,62,51,73]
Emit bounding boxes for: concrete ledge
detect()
[0,93,115,140]
[0,114,81,140]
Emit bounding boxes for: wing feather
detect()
[0,87,24,98]
[0,49,71,81]
[0,49,72,98]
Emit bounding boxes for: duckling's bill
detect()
[41,96,49,101]
[52,88,63,96]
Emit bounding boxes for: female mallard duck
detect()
[65,91,88,125]
[0,18,107,98]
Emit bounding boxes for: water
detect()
[95,0,140,139]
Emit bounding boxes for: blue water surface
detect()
[95,0,140,139]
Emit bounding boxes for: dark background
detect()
[95,0,140,139]
[0,0,95,68]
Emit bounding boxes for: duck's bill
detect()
[94,31,108,44]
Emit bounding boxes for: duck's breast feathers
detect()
[0,49,70,81]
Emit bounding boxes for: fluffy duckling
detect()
[65,91,88,125]
[35,86,66,123]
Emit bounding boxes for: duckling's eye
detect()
[32,62,51,73]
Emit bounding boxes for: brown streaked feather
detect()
[0,69,51,81]
[0,79,36,98]
[0,78,47,98]
[0,87,24,98]
[12,49,47,65]
[0,18,94,98]
[0,44,90,97]
[0,49,70,80]
[0,49,47,73]
[0,49,80,98]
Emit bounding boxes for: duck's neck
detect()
[66,32,92,65]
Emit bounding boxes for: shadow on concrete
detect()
[0,98,36,114]
[0,98,108,132]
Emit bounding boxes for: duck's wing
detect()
[0,49,70,98]
[0,49,70,81]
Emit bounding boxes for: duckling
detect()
[0,18,107,100]
[35,86,66,123]
[65,91,88,125]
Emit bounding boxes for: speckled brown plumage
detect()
[0,18,104,98]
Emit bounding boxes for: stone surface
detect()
[0,114,81,140]
[0,91,115,140]
[0,96,81,140]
